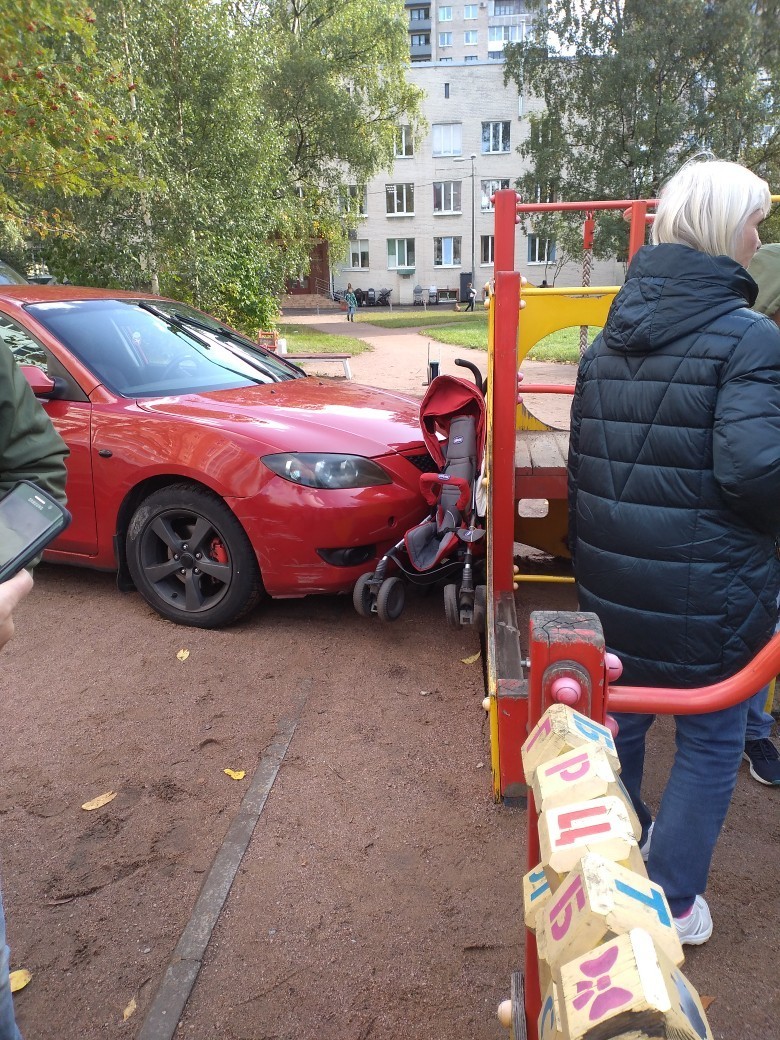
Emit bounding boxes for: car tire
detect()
[376,576,405,622]
[353,572,375,618]
[444,583,461,629]
[126,484,264,628]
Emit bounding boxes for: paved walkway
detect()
[283,310,576,400]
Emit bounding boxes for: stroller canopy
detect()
[419,374,486,470]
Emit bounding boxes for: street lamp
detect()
[455,153,477,285]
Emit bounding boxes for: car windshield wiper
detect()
[134,301,267,385]
[168,310,304,379]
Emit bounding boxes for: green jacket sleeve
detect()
[0,342,69,506]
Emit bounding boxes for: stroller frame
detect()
[353,364,487,628]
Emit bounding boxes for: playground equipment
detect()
[482,189,780,1039]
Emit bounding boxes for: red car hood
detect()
[136,379,425,456]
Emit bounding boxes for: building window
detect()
[395,126,414,157]
[464,30,478,44]
[444,82,450,98]
[464,54,478,62]
[438,5,453,19]
[481,235,495,265]
[433,181,462,214]
[410,32,430,46]
[434,237,461,267]
[349,238,370,269]
[438,31,453,46]
[432,122,462,156]
[464,3,478,16]
[488,24,524,47]
[527,235,556,264]
[482,120,510,153]
[388,238,415,269]
[386,183,415,215]
[481,178,510,211]
[490,0,522,13]
[341,184,367,216]
[439,56,453,62]
[410,6,430,19]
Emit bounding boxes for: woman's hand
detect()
[0,569,34,651]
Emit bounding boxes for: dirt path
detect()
[1,319,776,1039]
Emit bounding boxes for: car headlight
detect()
[261,453,392,489]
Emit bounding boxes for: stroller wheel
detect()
[444,583,462,629]
[353,572,375,618]
[472,584,487,629]
[376,576,405,621]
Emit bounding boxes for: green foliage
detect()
[0,1,140,235]
[504,1,780,257]
[9,0,422,330]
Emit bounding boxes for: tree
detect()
[41,0,422,331]
[504,1,780,257]
[0,1,138,238]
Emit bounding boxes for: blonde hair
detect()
[651,156,771,261]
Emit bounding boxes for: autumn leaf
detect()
[81,791,117,811]
[223,768,245,780]
[9,969,31,993]
[461,651,481,665]
[123,995,137,1021]
[176,649,190,661]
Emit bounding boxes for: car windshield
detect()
[0,261,28,285]
[26,298,301,397]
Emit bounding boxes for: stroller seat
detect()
[405,415,477,571]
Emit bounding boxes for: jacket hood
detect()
[748,243,780,318]
[602,244,759,355]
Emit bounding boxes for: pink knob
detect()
[550,676,581,706]
[605,714,619,738]
[605,653,623,682]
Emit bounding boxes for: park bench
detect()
[288,353,353,379]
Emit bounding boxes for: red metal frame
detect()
[486,189,780,1038]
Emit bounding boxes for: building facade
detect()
[332,9,624,306]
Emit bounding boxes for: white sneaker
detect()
[674,895,713,946]
[640,822,654,862]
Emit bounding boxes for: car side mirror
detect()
[20,365,67,400]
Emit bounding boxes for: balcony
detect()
[410,42,432,59]
[408,15,431,30]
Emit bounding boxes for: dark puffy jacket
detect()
[568,243,780,688]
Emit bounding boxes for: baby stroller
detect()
[353,364,487,628]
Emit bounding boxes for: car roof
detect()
[0,285,164,304]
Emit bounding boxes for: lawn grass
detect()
[279,323,370,356]
[355,308,481,329]
[422,318,599,362]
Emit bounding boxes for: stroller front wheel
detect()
[376,576,405,622]
[444,583,462,629]
[353,572,376,617]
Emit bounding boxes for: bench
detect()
[257,330,279,350]
[288,353,353,379]
[437,288,458,302]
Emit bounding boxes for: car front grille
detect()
[404,451,438,474]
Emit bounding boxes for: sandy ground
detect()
[1,317,777,1040]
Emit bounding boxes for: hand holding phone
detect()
[0,568,34,650]
[0,480,71,583]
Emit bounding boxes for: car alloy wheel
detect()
[126,483,263,628]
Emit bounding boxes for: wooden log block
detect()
[557,928,713,1040]
[522,704,621,785]
[539,853,683,973]
[532,745,642,840]
[524,862,555,931]
[539,796,645,880]
[539,979,565,1040]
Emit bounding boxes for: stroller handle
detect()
[455,358,486,393]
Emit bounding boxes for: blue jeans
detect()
[0,888,22,1040]
[613,697,750,917]
[745,686,776,741]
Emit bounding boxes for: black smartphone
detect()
[0,480,72,583]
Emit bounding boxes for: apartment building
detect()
[333,59,623,306]
[407,0,531,64]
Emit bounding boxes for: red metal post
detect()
[492,270,520,596]
[627,201,648,259]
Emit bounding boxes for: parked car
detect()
[0,261,29,285]
[0,286,434,627]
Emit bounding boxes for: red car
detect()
[0,286,433,627]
